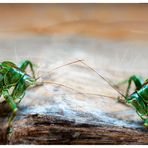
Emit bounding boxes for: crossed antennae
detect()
[39,59,125,99]
[78,61,126,98]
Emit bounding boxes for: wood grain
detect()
[8,115,148,145]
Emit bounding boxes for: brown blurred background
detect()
[0,4,148,41]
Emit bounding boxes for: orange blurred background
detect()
[0,4,148,41]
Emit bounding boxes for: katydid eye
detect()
[25,77,35,86]
[25,79,30,86]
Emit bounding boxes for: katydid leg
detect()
[115,75,144,98]
[2,89,18,136]
[19,60,36,79]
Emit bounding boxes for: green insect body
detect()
[121,75,148,127]
[0,60,36,134]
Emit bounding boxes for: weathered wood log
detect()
[5,113,148,144]
[0,92,145,145]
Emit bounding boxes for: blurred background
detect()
[0,4,148,124]
[0,4,148,40]
[0,4,148,72]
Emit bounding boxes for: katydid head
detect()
[128,92,147,119]
[24,75,36,87]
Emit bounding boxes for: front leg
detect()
[144,119,148,127]
[19,60,36,79]
[115,75,144,98]
[11,78,26,104]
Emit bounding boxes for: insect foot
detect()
[7,127,12,140]
[6,108,18,144]
[6,121,15,144]
[144,119,148,127]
